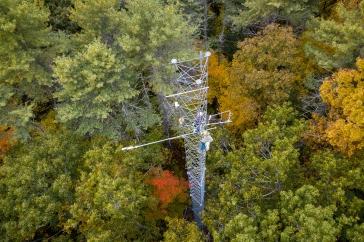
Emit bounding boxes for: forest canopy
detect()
[0,0,363,241]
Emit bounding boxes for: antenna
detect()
[122,51,231,226]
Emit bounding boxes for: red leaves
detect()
[148,170,188,207]
[0,127,13,160]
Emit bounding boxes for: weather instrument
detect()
[122,52,231,225]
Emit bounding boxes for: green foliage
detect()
[309,150,364,238]
[67,143,160,241]
[222,103,305,205]
[204,103,306,238]
[54,40,142,138]
[310,150,364,206]
[1,0,363,240]
[0,0,55,138]
[232,0,319,28]
[304,2,364,70]
[56,0,196,139]
[218,186,339,242]
[45,0,79,33]
[163,217,204,242]
[118,0,196,93]
[70,0,123,47]
[0,131,87,240]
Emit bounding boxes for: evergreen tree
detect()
[54,40,142,139]
[44,0,79,33]
[304,1,364,70]
[118,0,196,93]
[0,0,57,138]
[309,150,364,239]
[232,0,319,28]
[55,0,196,138]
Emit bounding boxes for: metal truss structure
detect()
[122,52,231,225]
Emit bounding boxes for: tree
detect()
[163,217,204,242]
[207,53,229,103]
[56,0,196,138]
[220,103,305,208]
[148,169,188,209]
[304,2,364,70]
[67,143,160,241]
[232,0,319,29]
[320,58,364,155]
[204,103,306,238]
[217,186,339,241]
[54,40,146,139]
[0,131,88,241]
[44,0,79,33]
[70,0,123,47]
[118,0,196,93]
[308,150,364,237]
[0,0,57,138]
[219,24,308,130]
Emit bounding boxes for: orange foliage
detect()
[0,126,13,160]
[148,170,188,208]
[303,113,329,150]
[208,53,229,103]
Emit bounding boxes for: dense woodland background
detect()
[0,0,363,241]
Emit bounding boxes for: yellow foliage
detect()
[217,24,308,131]
[208,53,229,103]
[340,0,361,9]
[320,58,364,155]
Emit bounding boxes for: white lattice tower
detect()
[121,52,231,225]
[165,52,211,222]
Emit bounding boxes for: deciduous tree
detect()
[163,217,204,242]
[219,24,308,130]
[204,103,306,237]
[0,131,87,240]
[67,143,160,241]
[320,58,364,155]
[148,169,188,208]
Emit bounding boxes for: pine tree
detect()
[54,40,141,139]
[214,186,339,241]
[0,0,56,138]
[54,0,196,139]
[232,0,319,28]
[304,1,364,70]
